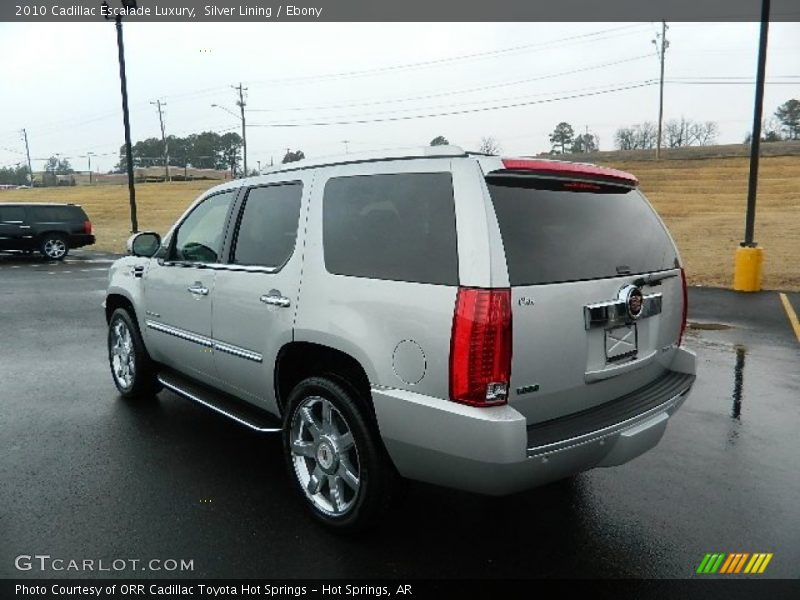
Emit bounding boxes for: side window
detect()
[0,206,26,222]
[171,190,235,263]
[323,172,458,285]
[33,206,73,221]
[232,183,303,269]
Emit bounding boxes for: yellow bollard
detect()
[733,246,764,292]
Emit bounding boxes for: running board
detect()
[157,370,282,433]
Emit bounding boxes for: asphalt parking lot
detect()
[1,250,799,580]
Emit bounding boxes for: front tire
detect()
[108,308,159,398]
[40,234,69,260]
[283,377,394,531]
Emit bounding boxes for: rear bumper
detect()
[69,234,95,248]
[373,346,696,495]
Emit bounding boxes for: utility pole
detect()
[151,99,170,182]
[21,129,33,186]
[104,0,139,233]
[234,83,248,176]
[653,20,669,159]
[87,152,95,184]
[733,0,771,292]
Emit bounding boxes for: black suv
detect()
[0,203,95,259]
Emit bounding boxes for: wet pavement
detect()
[1,253,798,579]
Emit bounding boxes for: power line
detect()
[246,24,650,87]
[262,80,656,124]
[249,81,657,128]
[247,54,654,114]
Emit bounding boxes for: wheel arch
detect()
[105,292,137,324]
[275,341,375,421]
[37,230,69,244]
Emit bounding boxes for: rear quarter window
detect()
[32,206,85,222]
[487,177,678,286]
[323,172,458,285]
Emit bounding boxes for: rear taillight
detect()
[84,220,93,234]
[679,268,688,346]
[449,287,512,407]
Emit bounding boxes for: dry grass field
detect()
[1,155,798,290]
[605,156,800,291]
[0,180,218,256]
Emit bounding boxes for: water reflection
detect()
[731,345,746,420]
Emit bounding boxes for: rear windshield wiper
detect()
[634,272,679,287]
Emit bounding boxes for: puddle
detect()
[688,321,734,331]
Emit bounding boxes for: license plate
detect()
[605,324,638,362]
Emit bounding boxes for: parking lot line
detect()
[779,293,800,344]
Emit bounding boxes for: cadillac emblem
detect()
[619,284,644,320]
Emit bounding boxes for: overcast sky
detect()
[1,21,798,172]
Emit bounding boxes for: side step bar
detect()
[157,370,282,433]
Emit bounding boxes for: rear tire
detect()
[283,377,394,532]
[40,234,69,260]
[108,308,160,398]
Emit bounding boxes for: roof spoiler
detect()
[497,158,638,186]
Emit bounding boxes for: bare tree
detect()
[634,122,658,149]
[478,136,501,155]
[571,133,599,153]
[664,118,688,148]
[687,121,719,146]
[615,127,636,150]
[615,122,657,150]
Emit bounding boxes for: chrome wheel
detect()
[110,318,136,390]
[290,395,361,517]
[43,238,67,259]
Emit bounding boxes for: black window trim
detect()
[225,180,304,275]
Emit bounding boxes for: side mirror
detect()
[127,232,162,257]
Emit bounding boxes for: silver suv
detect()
[105,146,696,530]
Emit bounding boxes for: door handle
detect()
[187,283,209,296]
[19,225,31,229]
[260,293,291,308]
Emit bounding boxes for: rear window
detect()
[32,205,85,222]
[487,177,678,286]
[323,172,458,285]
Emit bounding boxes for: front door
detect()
[142,189,237,386]
[211,179,306,414]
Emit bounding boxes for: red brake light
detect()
[679,268,688,346]
[449,287,512,407]
[501,158,638,186]
[84,220,93,234]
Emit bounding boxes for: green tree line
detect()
[116,131,243,173]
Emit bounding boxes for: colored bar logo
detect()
[696,553,773,574]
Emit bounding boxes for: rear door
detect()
[0,205,29,250]
[484,174,685,424]
[210,178,307,413]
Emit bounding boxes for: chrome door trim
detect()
[584,293,662,330]
[145,320,263,363]
[145,320,213,348]
[213,341,263,363]
[160,261,279,274]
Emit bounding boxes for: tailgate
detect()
[485,172,685,425]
